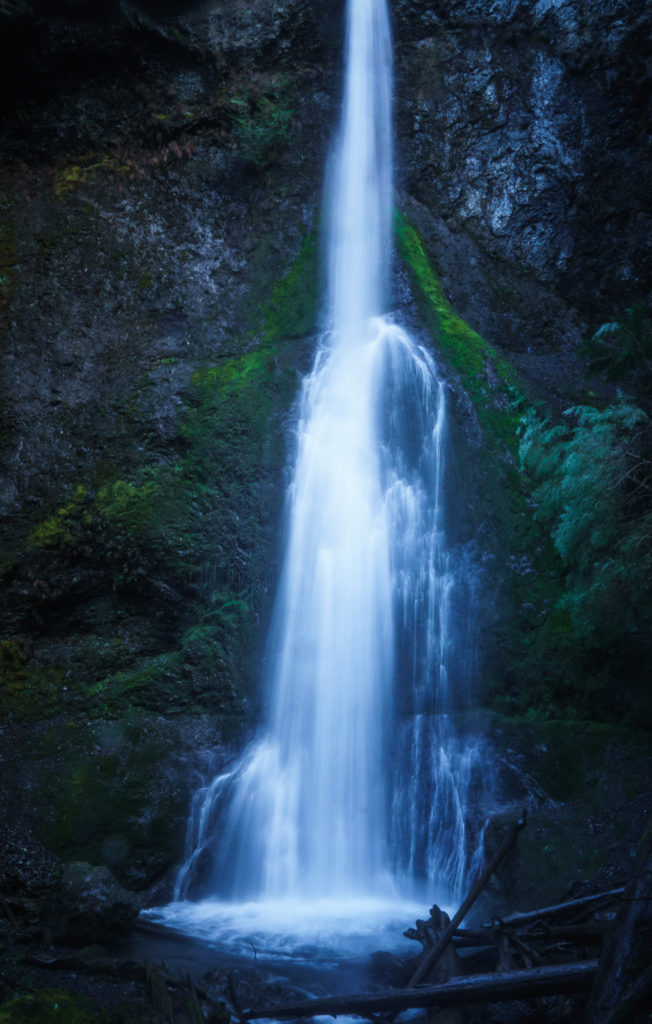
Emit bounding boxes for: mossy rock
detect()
[395,208,526,459]
[0,990,114,1024]
[0,639,64,720]
[2,224,321,744]
[34,719,191,888]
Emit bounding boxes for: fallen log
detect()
[525,924,605,946]
[451,929,497,948]
[483,888,625,932]
[408,810,527,987]
[244,960,598,1019]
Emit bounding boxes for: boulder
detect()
[56,861,142,945]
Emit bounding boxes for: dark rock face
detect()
[0,0,334,893]
[120,0,320,68]
[0,713,246,895]
[0,9,331,707]
[478,712,652,911]
[394,0,652,360]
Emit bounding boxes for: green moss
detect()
[395,209,526,457]
[0,640,64,720]
[183,228,318,490]
[10,231,319,723]
[29,476,168,564]
[39,720,188,884]
[52,156,111,200]
[30,485,89,548]
[0,638,26,673]
[394,210,591,717]
[84,652,181,712]
[52,154,131,201]
[0,990,115,1024]
[94,479,160,536]
[263,230,320,343]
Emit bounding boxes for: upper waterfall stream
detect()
[144,0,487,957]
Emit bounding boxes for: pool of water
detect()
[140,895,434,965]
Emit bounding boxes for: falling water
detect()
[148,0,487,951]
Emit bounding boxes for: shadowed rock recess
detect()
[0,0,650,992]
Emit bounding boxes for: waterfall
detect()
[153,0,487,946]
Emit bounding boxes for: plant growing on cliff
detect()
[581,303,652,401]
[520,400,652,654]
[230,84,294,167]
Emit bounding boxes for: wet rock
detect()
[55,861,142,945]
[395,0,652,345]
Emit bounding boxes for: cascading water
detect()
[146,0,488,953]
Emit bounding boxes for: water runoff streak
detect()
[146,0,486,956]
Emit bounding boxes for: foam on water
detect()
[146,894,436,962]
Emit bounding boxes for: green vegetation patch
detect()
[263,230,320,343]
[12,230,320,722]
[394,210,618,720]
[37,718,188,886]
[0,639,64,720]
[519,398,652,724]
[30,485,91,549]
[0,989,114,1024]
[395,209,526,457]
[228,75,295,167]
[52,154,130,201]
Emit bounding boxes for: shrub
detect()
[520,400,652,650]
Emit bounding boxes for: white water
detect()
[145,0,486,956]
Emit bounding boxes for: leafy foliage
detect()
[230,84,294,167]
[581,303,652,399]
[520,400,652,652]
[516,301,652,723]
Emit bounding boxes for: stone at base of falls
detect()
[55,862,142,946]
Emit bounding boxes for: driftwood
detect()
[231,823,644,1024]
[484,887,625,932]
[451,928,497,947]
[407,810,527,987]
[244,960,598,1019]
[405,906,464,1024]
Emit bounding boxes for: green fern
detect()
[520,400,652,647]
[581,303,652,396]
